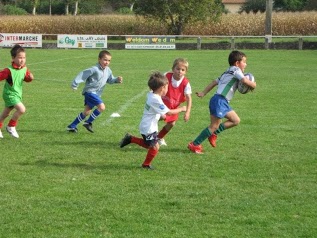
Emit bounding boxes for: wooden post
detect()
[230,37,235,50]
[265,0,273,43]
[197,37,201,50]
[299,37,303,50]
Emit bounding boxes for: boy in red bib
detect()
[157,58,192,146]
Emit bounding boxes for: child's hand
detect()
[117,76,123,83]
[181,106,187,112]
[29,73,34,80]
[72,87,78,91]
[196,92,205,98]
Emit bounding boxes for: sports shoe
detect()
[142,164,154,170]
[0,129,3,138]
[158,138,167,146]
[187,142,203,154]
[67,126,78,133]
[120,133,132,148]
[6,126,19,138]
[208,134,218,147]
[83,122,93,133]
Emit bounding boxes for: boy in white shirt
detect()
[120,71,186,169]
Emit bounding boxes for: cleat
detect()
[208,134,217,147]
[67,127,78,133]
[187,142,203,154]
[6,126,19,138]
[120,133,132,148]
[0,129,3,138]
[158,138,167,146]
[83,122,94,133]
[142,164,154,170]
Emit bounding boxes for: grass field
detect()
[0,48,316,237]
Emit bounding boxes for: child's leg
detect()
[131,136,149,149]
[8,103,26,127]
[68,106,91,129]
[0,107,13,126]
[85,103,105,124]
[0,107,13,138]
[158,121,175,139]
[222,110,240,129]
[208,111,240,147]
[120,133,149,149]
[193,115,221,145]
[142,143,159,167]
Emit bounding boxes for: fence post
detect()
[230,37,235,50]
[197,37,201,50]
[265,35,272,49]
[298,37,303,50]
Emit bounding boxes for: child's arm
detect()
[241,76,256,89]
[184,94,192,122]
[196,79,218,98]
[24,69,34,82]
[71,68,93,90]
[0,68,10,81]
[166,106,187,115]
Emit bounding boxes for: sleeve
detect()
[106,68,119,84]
[234,67,245,81]
[152,97,170,116]
[71,67,94,89]
[0,68,10,81]
[184,82,192,95]
[24,68,33,82]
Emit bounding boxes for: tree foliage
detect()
[133,0,223,35]
[240,0,310,13]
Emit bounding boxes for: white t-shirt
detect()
[139,92,169,135]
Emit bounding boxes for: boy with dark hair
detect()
[0,44,34,138]
[188,50,256,154]
[120,71,186,169]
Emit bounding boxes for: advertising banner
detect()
[125,36,176,49]
[0,33,42,47]
[57,35,107,48]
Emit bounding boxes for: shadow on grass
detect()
[18,159,142,171]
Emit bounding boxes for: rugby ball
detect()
[238,73,255,94]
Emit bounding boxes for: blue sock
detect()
[69,112,85,128]
[86,109,101,123]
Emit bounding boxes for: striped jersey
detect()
[215,66,244,101]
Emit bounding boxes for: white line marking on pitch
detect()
[102,89,148,126]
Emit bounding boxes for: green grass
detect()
[0,49,316,237]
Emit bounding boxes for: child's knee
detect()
[233,117,240,126]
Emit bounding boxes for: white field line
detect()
[102,89,149,126]
[24,53,148,126]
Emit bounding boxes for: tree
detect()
[239,0,266,13]
[134,0,223,35]
[30,0,39,15]
[274,0,308,11]
[304,0,317,10]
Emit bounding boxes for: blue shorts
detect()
[84,92,103,109]
[209,94,232,119]
[141,132,158,147]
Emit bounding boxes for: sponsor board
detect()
[0,33,42,47]
[58,35,107,48]
[125,36,176,50]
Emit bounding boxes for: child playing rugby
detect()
[157,58,192,146]
[188,50,256,154]
[67,50,123,133]
[119,71,186,169]
[0,44,34,138]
